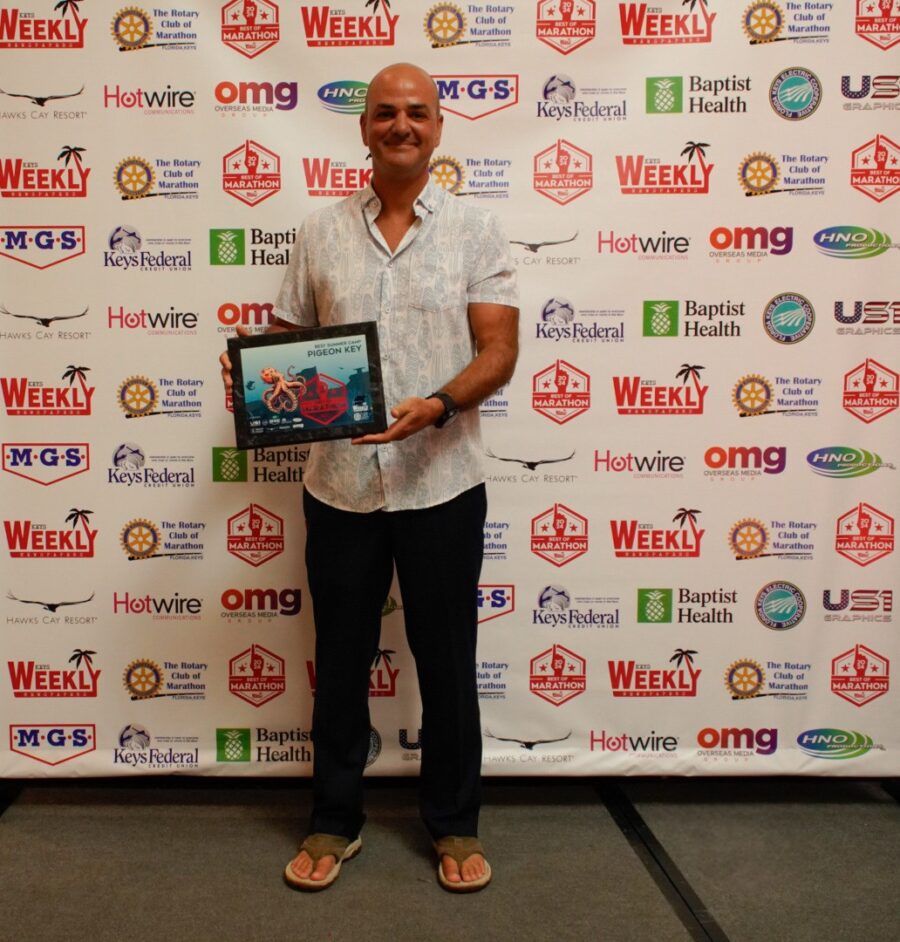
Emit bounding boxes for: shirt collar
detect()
[361,176,442,219]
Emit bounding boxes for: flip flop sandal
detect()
[284,833,362,891]
[434,836,492,893]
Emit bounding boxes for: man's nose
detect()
[392,110,410,134]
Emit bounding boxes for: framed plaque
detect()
[228,322,387,448]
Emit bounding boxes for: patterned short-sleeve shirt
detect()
[274,178,518,512]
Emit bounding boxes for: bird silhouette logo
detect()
[0,85,84,107]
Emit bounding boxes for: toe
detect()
[441,855,462,883]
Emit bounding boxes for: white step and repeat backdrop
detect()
[1,1,897,777]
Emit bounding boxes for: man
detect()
[220,63,518,892]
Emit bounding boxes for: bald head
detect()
[365,63,440,118]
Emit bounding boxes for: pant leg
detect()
[390,484,487,839]
[303,488,394,840]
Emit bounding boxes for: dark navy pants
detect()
[303,483,487,841]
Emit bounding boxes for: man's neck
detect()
[371,171,428,217]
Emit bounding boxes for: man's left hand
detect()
[352,397,444,444]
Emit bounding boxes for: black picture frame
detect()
[228,322,387,448]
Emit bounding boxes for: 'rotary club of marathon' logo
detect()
[110,6,197,51]
[850,134,900,202]
[533,139,592,205]
[529,644,586,706]
[831,643,889,706]
[531,503,588,567]
[737,152,824,197]
[221,0,280,57]
[842,359,899,422]
[536,0,596,55]
[532,359,590,424]
[724,658,765,699]
[835,503,894,567]
[123,658,164,699]
[222,140,281,206]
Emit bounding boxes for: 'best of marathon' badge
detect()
[531,503,588,567]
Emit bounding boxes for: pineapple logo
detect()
[643,300,679,337]
[216,728,251,762]
[210,228,245,266]
[212,447,248,482]
[637,589,673,623]
[646,76,683,114]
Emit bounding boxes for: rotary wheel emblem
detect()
[123,659,164,699]
[118,376,159,417]
[121,518,160,559]
[729,518,768,558]
[725,659,765,699]
[742,1,783,42]
[732,374,772,416]
[424,4,466,46]
[115,156,155,199]
[429,155,464,194]
[739,153,779,196]
[111,7,153,50]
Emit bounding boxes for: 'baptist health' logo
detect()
[210,228,245,265]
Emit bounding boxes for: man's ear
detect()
[359,111,368,147]
[435,112,444,147]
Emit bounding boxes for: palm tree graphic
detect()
[681,141,710,175]
[675,363,705,395]
[69,648,96,669]
[65,508,93,534]
[54,0,83,22]
[669,648,697,669]
[673,507,701,544]
[373,648,395,669]
[366,0,391,13]
[58,145,85,167]
[62,364,90,387]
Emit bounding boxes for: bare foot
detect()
[289,849,337,882]
[440,852,487,884]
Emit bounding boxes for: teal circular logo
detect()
[763,292,814,343]
[770,68,821,119]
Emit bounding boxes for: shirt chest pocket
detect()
[407,239,467,315]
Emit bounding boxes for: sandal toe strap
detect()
[434,836,484,866]
[300,833,353,864]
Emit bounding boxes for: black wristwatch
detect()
[428,391,460,428]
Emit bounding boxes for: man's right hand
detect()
[219,325,250,392]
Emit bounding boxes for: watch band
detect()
[428,391,459,428]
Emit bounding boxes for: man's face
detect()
[360,67,443,181]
